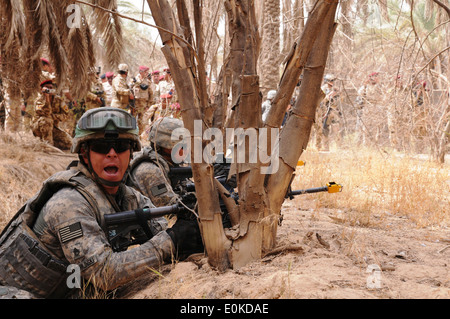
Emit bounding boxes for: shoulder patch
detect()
[79,256,97,271]
[58,222,83,243]
[151,184,168,196]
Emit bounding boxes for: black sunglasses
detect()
[89,140,132,154]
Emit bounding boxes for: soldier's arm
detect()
[114,79,131,96]
[38,188,174,292]
[130,161,180,207]
[146,104,158,123]
[85,91,98,102]
[34,94,51,117]
[133,75,143,86]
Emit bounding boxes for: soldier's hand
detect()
[213,162,229,178]
[166,218,204,259]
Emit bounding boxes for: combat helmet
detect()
[267,90,277,100]
[148,117,183,150]
[72,107,141,154]
[324,74,336,82]
[118,63,129,73]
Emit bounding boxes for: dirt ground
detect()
[1,132,448,300]
[121,194,449,300]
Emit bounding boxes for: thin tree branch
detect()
[73,0,199,63]
[432,0,450,18]
[414,45,450,78]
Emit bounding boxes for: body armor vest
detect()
[0,167,104,298]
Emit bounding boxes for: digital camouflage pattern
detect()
[128,147,179,207]
[0,161,173,298]
[148,117,184,150]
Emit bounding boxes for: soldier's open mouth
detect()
[104,166,119,174]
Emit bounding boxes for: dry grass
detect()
[1,130,448,232]
[293,145,450,229]
[0,131,76,229]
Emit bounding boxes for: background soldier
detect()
[0,108,203,299]
[111,64,134,110]
[85,70,106,111]
[31,80,72,150]
[158,68,177,102]
[355,72,382,146]
[103,72,115,106]
[262,90,276,123]
[320,74,342,151]
[128,117,185,207]
[150,70,161,105]
[132,66,153,133]
[145,93,174,129]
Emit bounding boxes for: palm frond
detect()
[1,0,27,49]
[21,0,48,96]
[92,0,123,70]
[43,0,69,91]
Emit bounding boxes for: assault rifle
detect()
[168,166,195,188]
[128,88,136,116]
[94,90,106,107]
[168,159,232,191]
[286,182,342,199]
[285,173,342,200]
[104,203,193,252]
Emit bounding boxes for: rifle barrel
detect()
[169,166,193,176]
[104,204,181,226]
[288,186,328,196]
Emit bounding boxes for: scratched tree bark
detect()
[147,0,338,270]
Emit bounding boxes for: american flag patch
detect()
[58,222,83,243]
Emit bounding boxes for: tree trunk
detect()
[147,0,230,271]
[263,1,339,250]
[148,0,338,270]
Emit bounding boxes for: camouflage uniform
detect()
[31,92,72,151]
[158,69,178,103]
[261,90,276,123]
[411,81,430,152]
[85,77,106,111]
[23,71,57,131]
[128,147,179,207]
[129,118,187,204]
[150,71,161,105]
[1,107,202,298]
[111,75,130,110]
[318,83,341,150]
[0,161,172,299]
[132,72,153,133]
[146,95,174,125]
[355,73,383,146]
[103,73,114,106]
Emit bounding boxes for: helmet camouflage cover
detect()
[72,107,142,153]
[148,117,184,150]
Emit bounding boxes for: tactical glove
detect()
[213,162,229,177]
[166,218,204,260]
